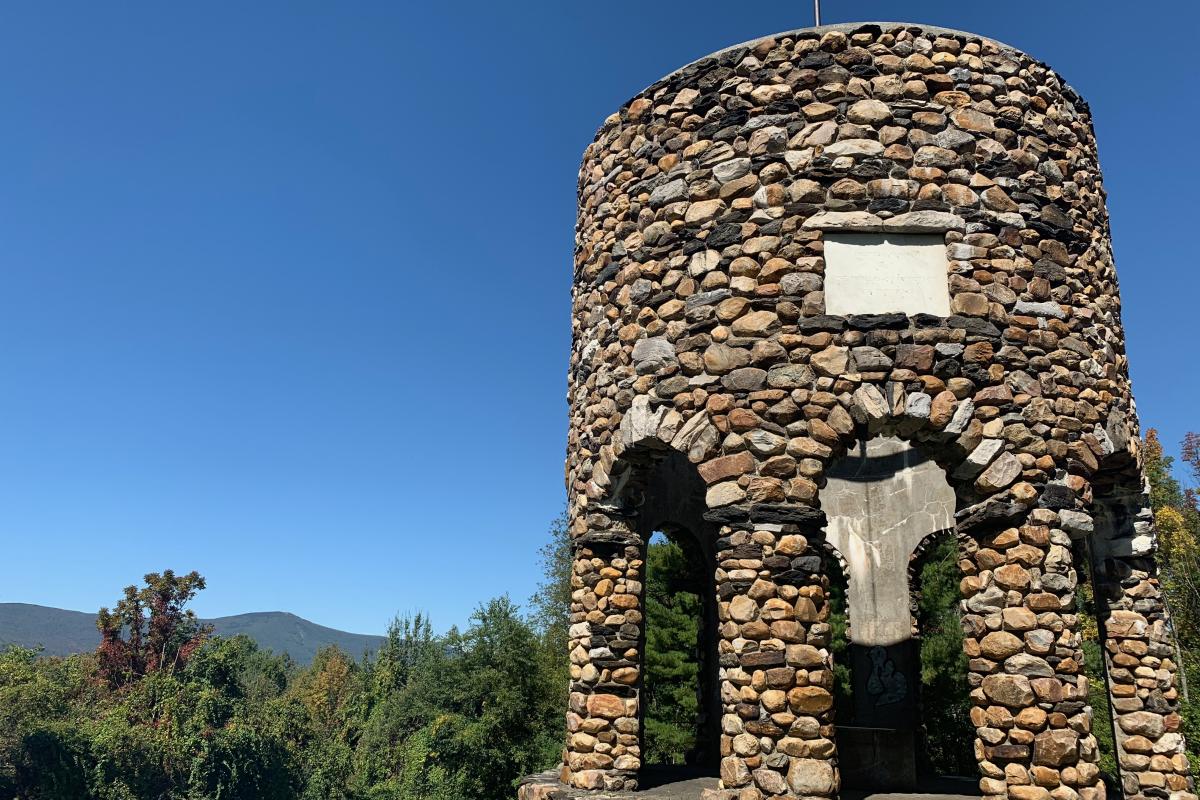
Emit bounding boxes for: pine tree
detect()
[643,537,702,765]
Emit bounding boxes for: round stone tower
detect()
[555,22,1193,800]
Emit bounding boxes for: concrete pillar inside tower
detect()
[821,436,957,789]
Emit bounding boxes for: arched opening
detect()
[633,449,721,787]
[820,435,971,792]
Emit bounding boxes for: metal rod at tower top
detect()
[814,0,821,26]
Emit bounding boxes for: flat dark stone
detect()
[798,315,847,332]
[740,650,786,668]
[799,52,834,68]
[724,543,765,560]
[956,500,1026,535]
[748,503,826,525]
[1039,483,1075,509]
[1033,259,1067,282]
[868,198,909,214]
[686,288,731,309]
[910,313,947,328]
[704,505,751,525]
[706,222,742,249]
[773,569,818,586]
[848,313,908,330]
[948,315,1001,338]
[790,555,823,573]
[744,719,786,737]
[594,263,618,286]
[575,532,641,549]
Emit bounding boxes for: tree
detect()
[96,570,210,687]
[643,536,702,765]
[0,646,96,799]
[1145,430,1185,512]
[825,562,853,723]
[914,536,974,776]
[380,597,561,800]
[351,613,441,792]
[0,536,585,800]
[443,597,562,798]
[526,510,573,769]
[1153,432,1200,629]
[528,510,571,647]
[1143,429,1200,773]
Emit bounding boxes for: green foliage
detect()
[914,537,975,776]
[0,635,301,800]
[428,597,563,799]
[1143,429,1200,774]
[825,563,853,721]
[643,537,702,765]
[528,510,572,652]
[526,508,572,759]
[1179,657,1200,777]
[0,513,573,800]
[1081,637,1118,779]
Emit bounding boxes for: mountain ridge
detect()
[0,603,385,665]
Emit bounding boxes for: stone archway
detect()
[564,429,724,793]
[637,452,723,778]
[820,436,957,789]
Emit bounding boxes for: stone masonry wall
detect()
[555,22,1195,800]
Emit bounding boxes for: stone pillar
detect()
[961,507,1104,800]
[564,512,644,792]
[713,521,839,799]
[1092,500,1193,800]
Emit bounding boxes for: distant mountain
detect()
[203,611,385,664]
[0,603,385,665]
[0,604,99,656]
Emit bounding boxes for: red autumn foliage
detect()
[96,569,212,687]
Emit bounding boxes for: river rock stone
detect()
[787,758,836,795]
[976,452,1022,492]
[983,674,1035,707]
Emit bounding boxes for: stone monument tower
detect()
[534,22,1194,800]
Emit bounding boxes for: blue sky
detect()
[1,1,1196,635]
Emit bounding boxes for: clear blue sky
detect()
[1,2,1196,635]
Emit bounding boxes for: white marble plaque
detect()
[824,233,951,316]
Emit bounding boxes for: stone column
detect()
[713,520,839,800]
[960,507,1103,800]
[1091,499,1193,800]
[564,512,644,792]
